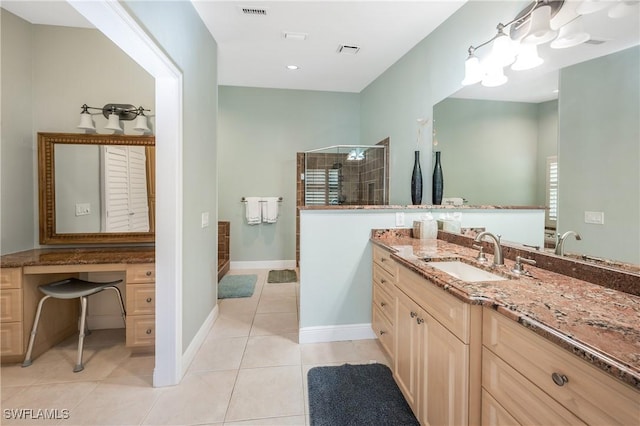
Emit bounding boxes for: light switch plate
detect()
[395,212,405,227]
[201,212,210,228]
[584,211,604,225]
[75,203,91,216]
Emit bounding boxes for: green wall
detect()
[558,46,640,264]
[218,86,360,263]
[536,100,559,207]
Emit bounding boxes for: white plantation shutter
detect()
[102,146,149,232]
[546,156,558,227]
[305,169,340,205]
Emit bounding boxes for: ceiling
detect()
[2,0,639,100]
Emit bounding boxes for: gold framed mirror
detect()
[38,132,155,244]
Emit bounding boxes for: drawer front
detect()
[482,348,584,425]
[0,322,23,356]
[0,289,22,322]
[372,283,394,324]
[126,284,155,315]
[481,390,521,426]
[372,306,394,359]
[126,264,156,283]
[398,266,470,343]
[373,245,397,278]
[373,263,396,292]
[126,315,155,347]
[483,308,639,426]
[0,268,22,289]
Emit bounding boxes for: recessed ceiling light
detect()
[283,32,308,41]
[287,65,300,70]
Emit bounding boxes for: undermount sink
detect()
[428,261,507,282]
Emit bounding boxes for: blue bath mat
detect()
[218,274,257,299]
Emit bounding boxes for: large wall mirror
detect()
[433,6,639,267]
[39,132,155,244]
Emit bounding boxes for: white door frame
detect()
[68,0,184,387]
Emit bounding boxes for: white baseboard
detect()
[230,260,296,270]
[181,304,219,374]
[299,323,376,344]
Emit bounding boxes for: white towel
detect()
[245,197,262,225]
[261,197,279,223]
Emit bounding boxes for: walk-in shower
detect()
[303,144,388,206]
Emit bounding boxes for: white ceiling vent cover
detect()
[338,44,361,55]
[239,6,268,16]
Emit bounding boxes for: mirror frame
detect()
[38,132,155,244]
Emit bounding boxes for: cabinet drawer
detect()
[0,322,23,356]
[126,284,155,315]
[372,306,394,360]
[0,289,22,322]
[373,263,396,292]
[372,283,394,324]
[481,390,520,426]
[398,266,471,343]
[483,308,639,425]
[126,315,155,347]
[0,268,22,289]
[126,264,155,283]
[482,348,584,425]
[373,245,397,278]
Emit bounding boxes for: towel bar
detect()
[241,197,283,203]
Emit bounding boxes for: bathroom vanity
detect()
[371,229,639,425]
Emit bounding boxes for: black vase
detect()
[411,150,423,205]
[432,151,443,205]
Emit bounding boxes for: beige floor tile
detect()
[107,353,156,378]
[240,334,300,368]
[57,328,126,349]
[210,313,254,338]
[261,283,297,298]
[300,340,362,365]
[0,385,26,405]
[256,296,297,314]
[218,298,260,316]
[189,336,247,372]
[224,415,306,425]
[65,375,159,425]
[250,313,298,336]
[142,370,237,425]
[225,366,304,422]
[1,381,99,426]
[353,339,392,366]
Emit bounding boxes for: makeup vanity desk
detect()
[0,247,155,364]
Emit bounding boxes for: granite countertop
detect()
[371,232,640,390]
[0,247,155,268]
[300,204,545,210]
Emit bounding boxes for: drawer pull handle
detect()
[146,297,152,303]
[379,330,386,335]
[380,302,387,307]
[146,328,152,335]
[416,317,424,325]
[551,372,568,386]
[146,271,152,277]
[410,311,417,318]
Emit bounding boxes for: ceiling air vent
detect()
[338,44,361,55]
[240,7,267,16]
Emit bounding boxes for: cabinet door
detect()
[421,315,470,426]
[394,289,422,415]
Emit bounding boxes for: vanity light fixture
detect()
[461,0,622,88]
[77,103,151,133]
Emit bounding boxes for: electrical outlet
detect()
[201,212,210,228]
[584,211,604,225]
[75,203,91,216]
[395,212,405,227]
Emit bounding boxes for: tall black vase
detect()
[432,151,444,205]
[411,150,423,205]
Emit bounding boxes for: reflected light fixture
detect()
[462,0,603,88]
[77,103,151,133]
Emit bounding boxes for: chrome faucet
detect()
[474,232,504,266]
[555,231,582,256]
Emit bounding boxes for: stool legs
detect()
[22,295,52,368]
[104,286,127,326]
[74,296,88,372]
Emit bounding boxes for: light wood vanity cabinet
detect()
[0,268,23,356]
[372,245,397,361]
[125,263,156,349]
[483,308,639,426]
[395,263,481,426]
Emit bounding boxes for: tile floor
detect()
[1,269,391,425]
